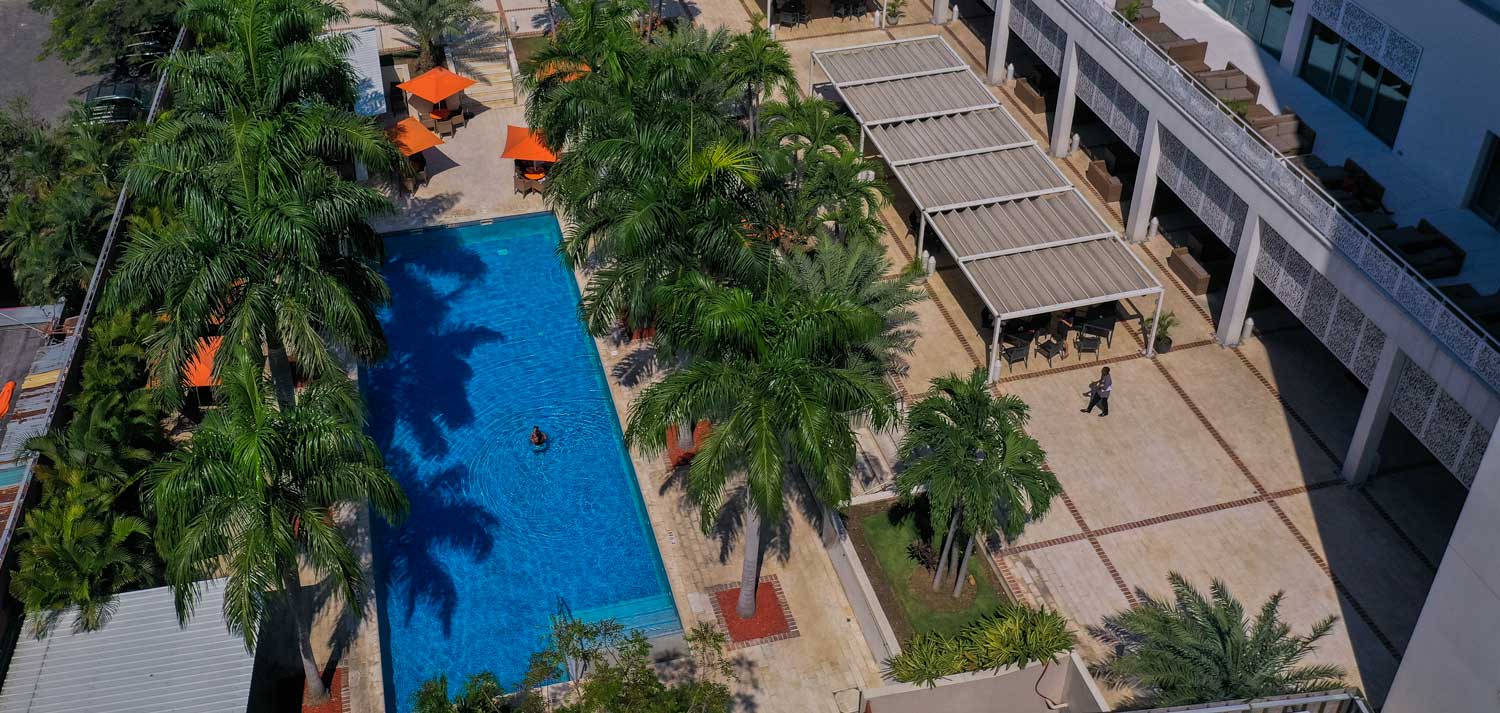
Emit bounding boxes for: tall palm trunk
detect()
[932,509,959,590]
[265,330,296,409]
[418,39,437,73]
[284,571,329,703]
[951,534,976,598]
[737,509,763,618]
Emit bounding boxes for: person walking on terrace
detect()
[1083,366,1111,417]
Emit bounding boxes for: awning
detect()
[397,66,476,104]
[184,336,221,388]
[337,26,386,117]
[812,37,1164,377]
[0,579,257,713]
[388,117,444,156]
[502,125,558,162]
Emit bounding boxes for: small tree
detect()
[1091,573,1346,709]
[896,370,1061,598]
[357,0,490,73]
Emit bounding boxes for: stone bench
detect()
[1086,160,1123,203]
[1015,78,1047,115]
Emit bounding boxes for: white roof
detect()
[813,37,1162,321]
[0,579,257,713]
[342,26,386,117]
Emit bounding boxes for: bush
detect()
[883,602,1074,687]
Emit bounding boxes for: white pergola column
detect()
[988,318,1003,382]
[1050,37,1079,158]
[1342,338,1406,484]
[1125,114,1161,243]
[986,0,1012,85]
[916,213,928,257]
[767,0,777,37]
[1143,290,1164,357]
[931,0,948,24]
[1215,214,1261,346]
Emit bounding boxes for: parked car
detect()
[83,81,146,124]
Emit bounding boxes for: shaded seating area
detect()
[770,0,869,27]
[502,125,558,196]
[397,67,476,138]
[387,116,445,192]
[813,37,1164,381]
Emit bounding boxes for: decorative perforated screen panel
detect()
[1076,49,1149,152]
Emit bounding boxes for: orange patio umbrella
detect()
[388,117,445,157]
[397,67,476,104]
[184,337,223,388]
[501,125,558,163]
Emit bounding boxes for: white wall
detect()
[1384,425,1500,712]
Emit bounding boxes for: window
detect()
[1297,19,1412,146]
[1204,0,1295,59]
[1472,135,1500,227]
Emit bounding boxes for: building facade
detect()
[951,0,1500,708]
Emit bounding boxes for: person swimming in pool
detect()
[530,426,548,447]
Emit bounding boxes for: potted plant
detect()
[1142,311,1179,353]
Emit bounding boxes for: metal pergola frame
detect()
[811,38,1166,381]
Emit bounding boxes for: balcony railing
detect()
[1052,0,1500,394]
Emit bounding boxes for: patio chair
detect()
[1075,333,1102,360]
[1083,317,1115,347]
[451,111,467,129]
[1036,338,1066,366]
[436,119,455,137]
[1002,345,1029,371]
[778,8,799,25]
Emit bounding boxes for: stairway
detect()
[449,17,518,109]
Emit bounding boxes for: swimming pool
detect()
[366,213,680,711]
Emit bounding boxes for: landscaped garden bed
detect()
[845,497,1009,642]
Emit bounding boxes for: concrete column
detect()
[988,318,1003,382]
[931,0,948,24]
[1384,425,1500,713]
[1050,37,1079,158]
[986,0,1012,85]
[1215,214,1261,346]
[1340,338,1405,484]
[1278,0,1312,74]
[1125,114,1160,243]
[916,213,927,257]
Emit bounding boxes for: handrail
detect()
[0,25,189,561]
[1051,0,1500,391]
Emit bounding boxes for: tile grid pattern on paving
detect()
[706,575,804,650]
[813,22,1443,686]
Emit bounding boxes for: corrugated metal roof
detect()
[817,36,965,84]
[0,579,257,713]
[867,108,1031,163]
[814,36,1161,322]
[964,240,1160,319]
[929,192,1111,258]
[900,148,1066,208]
[840,71,997,123]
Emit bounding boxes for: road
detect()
[0,0,98,121]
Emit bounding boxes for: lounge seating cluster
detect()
[1117,0,1315,155]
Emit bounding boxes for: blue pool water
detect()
[366,214,680,711]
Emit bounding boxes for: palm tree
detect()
[10,486,154,636]
[147,362,408,702]
[356,0,489,73]
[763,92,859,160]
[723,26,794,139]
[782,240,922,375]
[626,273,898,617]
[1091,573,1346,708]
[895,370,1061,597]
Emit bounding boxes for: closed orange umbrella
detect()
[397,67,476,104]
[501,125,557,163]
[185,337,222,388]
[388,117,444,157]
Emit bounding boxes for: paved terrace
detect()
[774,18,1458,707]
[358,3,1466,710]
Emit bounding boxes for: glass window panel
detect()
[1260,0,1293,59]
[1368,69,1410,146]
[1470,139,1500,224]
[1244,0,1270,40]
[1351,55,1380,120]
[1206,0,1233,17]
[1330,41,1364,107]
[1300,21,1341,93]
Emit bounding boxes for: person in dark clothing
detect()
[1082,366,1112,416]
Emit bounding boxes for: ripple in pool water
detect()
[365,213,679,711]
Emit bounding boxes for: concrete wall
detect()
[859,653,1109,713]
[1383,425,1500,713]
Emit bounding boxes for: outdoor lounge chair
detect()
[1036,338,1065,366]
[1002,345,1029,371]
[1075,333,1102,360]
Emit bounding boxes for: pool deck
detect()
[337,3,1470,711]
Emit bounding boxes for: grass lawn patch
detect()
[847,500,1007,642]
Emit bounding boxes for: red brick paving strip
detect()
[302,667,350,713]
